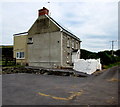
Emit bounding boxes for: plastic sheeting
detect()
[73,59,102,74]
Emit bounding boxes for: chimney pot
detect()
[38,7,49,16]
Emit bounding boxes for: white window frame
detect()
[16,52,25,59]
[67,38,70,48]
[72,40,74,49]
[76,41,78,49]
[28,37,33,43]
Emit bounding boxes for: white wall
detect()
[72,50,80,63]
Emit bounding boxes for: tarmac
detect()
[2,66,119,106]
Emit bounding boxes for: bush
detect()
[81,49,120,66]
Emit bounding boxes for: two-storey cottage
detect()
[14,7,81,68]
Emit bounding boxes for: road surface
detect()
[2,66,119,105]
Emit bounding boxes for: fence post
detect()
[14,58,16,65]
[5,57,8,66]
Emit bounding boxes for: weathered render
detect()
[13,34,28,65]
[27,32,62,68]
[13,7,81,68]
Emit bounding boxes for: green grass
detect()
[0,61,2,66]
[103,62,120,69]
[2,63,24,68]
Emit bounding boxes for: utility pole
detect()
[110,40,117,55]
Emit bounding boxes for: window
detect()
[16,52,25,59]
[76,41,78,49]
[67,52,70,55]
[67,38,70,47]
[77,42,80,49]
[72,40,74,49]
[17,52,19,58]
[66,60,70,64]
[28,37,33,44]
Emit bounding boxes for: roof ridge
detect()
[45,15,80,41]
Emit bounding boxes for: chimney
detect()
[38,7,49,16]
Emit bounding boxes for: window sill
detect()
[16,58,25,59]
[72,47,75,49]
[27,42,33,44]
[67,46,70,48]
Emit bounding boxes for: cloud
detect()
[50,2,118,52]
[1,0,119,3]
[1,1,118,52]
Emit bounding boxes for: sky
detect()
[0,0,119,52]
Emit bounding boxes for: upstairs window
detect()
[16,52,25,59]
[76,41,78,49]
[28,37,33,44]
[72,40,74,49]
[67,38,70,48]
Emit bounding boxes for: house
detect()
[13,7,81,68]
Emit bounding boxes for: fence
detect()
[2,57,16,66]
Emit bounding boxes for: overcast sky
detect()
[0,0,119,52]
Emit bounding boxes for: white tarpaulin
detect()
[73,59,102,74]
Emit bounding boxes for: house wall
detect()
[13,15,81,68]
[28,15,60,35]
[27,31,62,68]
[62,32,80,68]
[13,35,28,65]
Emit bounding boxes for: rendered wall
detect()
[28,15,60,35]
[13,35,28,65]
[27,31,62,68]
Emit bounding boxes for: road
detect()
[2,66,119,105]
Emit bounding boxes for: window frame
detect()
[72,40,75,49]
[75,41,78,49]
[16,52,25,59]
[67,38,70,48]
[28,37,33,44]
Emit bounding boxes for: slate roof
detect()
[46,15,81,41]
[13,32,28,36]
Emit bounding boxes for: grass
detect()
[0,61,2,65]
[107,78,120,82]
[103,62,120,69]
[2,64,25,68]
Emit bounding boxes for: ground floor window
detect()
[16,52,25,59]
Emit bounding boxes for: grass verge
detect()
[103,62,120,69]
